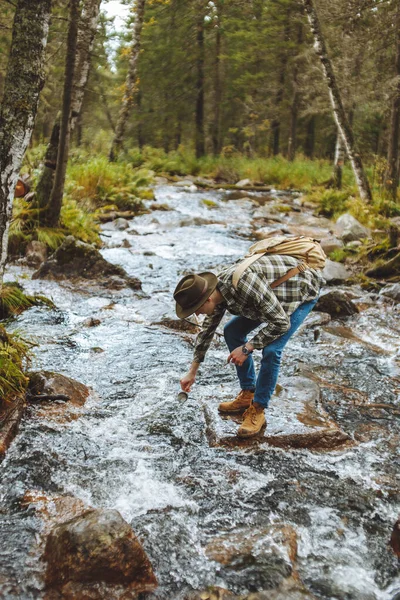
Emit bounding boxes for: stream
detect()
[0,183,399,599]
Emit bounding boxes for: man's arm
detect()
[193,304,226,363]
[180,304,226,392]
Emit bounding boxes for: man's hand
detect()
[227,344,253,367]
[180,373,196,392]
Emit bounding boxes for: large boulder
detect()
[334,214,370,243]
[320,236,344,255]
[27,371,90,406]
[44,509,157,594]
[32,236,141,290]
[315,290,359,317]
[321,259,350,284]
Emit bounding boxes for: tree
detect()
[109,0,146,162]
[302,0,373,202]
[36,0,102,215]
[384,0,400,200]
[0,0,52,278]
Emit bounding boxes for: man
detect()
[173,253,323,438]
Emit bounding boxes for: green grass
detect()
[0,326,33,406]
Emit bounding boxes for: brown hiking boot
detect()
[218,390,254,414]
[237,402,266,438]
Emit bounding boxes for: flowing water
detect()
[0,184,399,599]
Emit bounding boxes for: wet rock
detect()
[82,317,101,327]
[205,525,293,592]
[187,579,316,599]
[320,236,343,255]
[265,428,351,451]
[150,202,172,211]
[27,371,90,407]
[44,508,157,595]
[102,218,130,231]
[154,176,168,184]
[32,236,141,290]
[321,258,350,284]
[121,239,131,248]
[153,317,200,333]
[390,519,400,558]
[366,251,400,279]
[180,217,225,227]
[235,178,252,187]
[0,396,25,459]
[380,283,400,302]
[315,291,359,317]
[25,241,47,267]
[335,213,371,242]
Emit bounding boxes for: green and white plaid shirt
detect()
[193,254,324,363]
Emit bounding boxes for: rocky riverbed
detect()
[0,182,399,599]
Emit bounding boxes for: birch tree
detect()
[0,0,52,279]
[302,0,373,202]
[384,1,400,200]
[36,0,102,214]
[109,0,146,162]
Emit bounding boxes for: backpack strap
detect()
[270,261,307,289]
[232,253,263,289]
[232,253,308,290]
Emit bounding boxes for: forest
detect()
[0,0,399,599]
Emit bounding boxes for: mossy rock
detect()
[32,236,141,290]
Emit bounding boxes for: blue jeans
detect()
[223,298,318,409]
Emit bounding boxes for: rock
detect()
[82,317,101,327]
[28,371,90,407]
[175,179,195,187]
[235,178,252,187]
[122,239,131,248]
[286,225,330,239]
[390,519,400,558]
[0,396,25,459]
[321,259,350,284]
[149,203,172,211]
[366,251,400,279]
[379,283,400,302]
[153,318,200,333]
[335,213,371,242]
[25,240,47,267]
[346,240,362,249]
[314,291,359,317]
[102,218,130,231]
[154,176,168,184]
[188,578,317,600]
[320,236,343,255]
[205,525,293,592]
[44,508,157,594]
[32,236,141,290]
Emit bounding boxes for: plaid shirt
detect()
[193,254,324,363]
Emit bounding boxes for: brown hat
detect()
[174,272,218,318]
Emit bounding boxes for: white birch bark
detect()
[302,0,373,202]
[0,0,52,279]
[333,131,345,189]
[109,0,146,162]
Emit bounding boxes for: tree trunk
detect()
[384,2,400,199]
[37,0,102,214]
[288,23,303,162]
[195,4,205,158]
[109,0,146,162]
[302,0,373,202]
[212,0,223,155]
[0,0,51,278]
[333,131,345,189]
[44,0,80,228]
[304,115,315,158]
[271,11,291,156]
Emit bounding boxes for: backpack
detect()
[232,235,326,290]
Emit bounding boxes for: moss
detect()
[0,283,54,320]
[201,199,219,209]
[0,326,32,409]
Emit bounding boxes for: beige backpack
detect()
[232,235,326,290]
